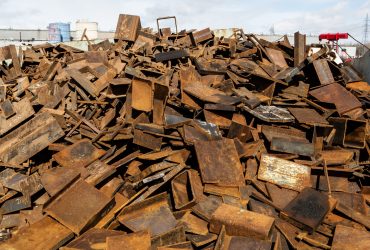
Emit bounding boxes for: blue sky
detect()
[0,0,369,40]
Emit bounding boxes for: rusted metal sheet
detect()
[192,195,223,222]
[65,228,125,250]
[281,188,330,233]
[0,99,15,118]
[66,68,98,97]
[265,48,288,68]
[178,211,209,235]
[271,137,315,157]
[131,77,153,112]
[186,233,217,248]
[261,125,307,142]
[0,98,35,135]
[243,105,295,123]
[0,216,73,250]
[153,83,169,125]
[309,83,362,115]
[195,58,228,75]
[0,112,64,164]
[44,179,114,235]
[210,203,275,240]
[313,59,335,85]
[155,50,189,62]
[107,230,151,250]
[294,32,306,66]
[184,84,240,105]
[329,117,367,149]
[115,14,141,41]
[171,169,204,210]
[194,138,244,186]
[0,196,31,214]
[85,160,116,186]
[266,183,298,211]
[54,139,106,168]
[190,28,213,45]
[40,167,80,197]
[288,107,328,125]
[117,193,177,236]
[150,227,186,249]
[331,225,370,250]
[258,154,311,192]
[133,129,162,151]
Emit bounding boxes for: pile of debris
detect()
[0,14,369,249]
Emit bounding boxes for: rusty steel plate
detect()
[331,225,370,250]
[53,139,106,168]
[288,108,328,125]
[309,83,362,115]
[40,167,80,197]
[114,14,141,41]
[258,154,311,192]
[0,216,73,250]
[0,98,35,135]
[265,48,288,68]
[44,179,114,235]
[106,230,151,250]
[194,138,244,186]
[150,226,187,249]
[281,188,329,233]
[171,169,204,210]
[131,77,153,112]
[66,228,125,250]
[313,59,335,85]
[117,193,177,237]
[210,203,275,240]
[0,112,64,165]
[243,105,295,123]
[178,211,209,235]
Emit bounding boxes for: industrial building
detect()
[0,22,358,57]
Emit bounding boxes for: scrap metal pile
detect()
[0,14,369,249]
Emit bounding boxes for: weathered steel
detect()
[190,28,213,45]
[210,203,275,240]
[328,117,367,149]
[331,225,370,250]
[288,108,328,125]
[0,112,64,164]
[281,188,330,233]
[0,216,73,250]
[258,154,311,192]
[155,50,189,62]
[44,179,114,235]
[117,193,177,236]
[194,138,244,186]
[309,83,362,115]
[107,230,151,250]
[271,137,316,157]
[294,32,306,66]
[0,98,35,135]
[115,14,141,41]
[171,169,204,210]
[53,139,106,168]
[313,59,335,85]
[131,77,153,112]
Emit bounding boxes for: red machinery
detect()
[319,33,348,52]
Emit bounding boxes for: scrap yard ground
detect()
[0,12,369,250]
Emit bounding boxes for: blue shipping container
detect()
[48,23,71,43]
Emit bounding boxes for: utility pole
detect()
[364,13,369,44]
